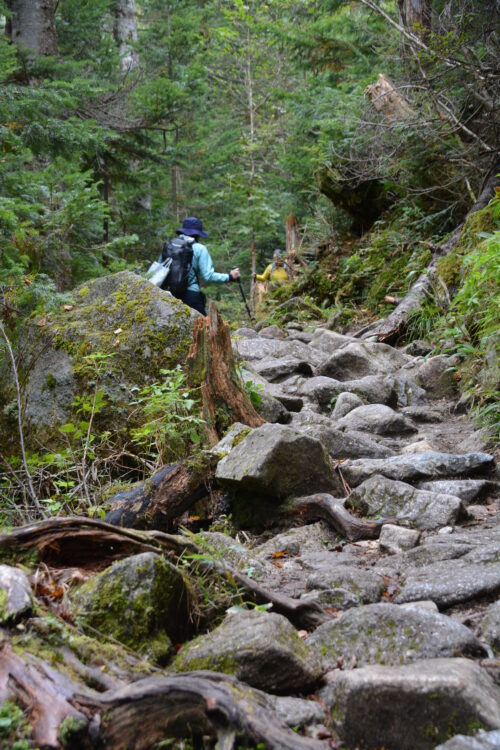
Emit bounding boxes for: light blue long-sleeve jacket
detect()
[162,235,230,292]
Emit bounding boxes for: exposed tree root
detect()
[77,671,326,750]
[288,493,386,541]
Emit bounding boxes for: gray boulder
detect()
[172,610,322,694]
[417,355,459,398]
[306,565,384,606]
[253,523,339,559]
[259,325,286,339]
[255,391,292,424]
[347,474,463,529]
[479,601,500,654]
[308,602,484,670]
[331,391,363,419]
[13,272,196,441]
[417,479,497,505]
[317,341,410,380]
[341,451,495,487]
[336,403,417,436]
[0,565,32,623]
[435,730,500,749]
[309,329,352,355]
[252,356,314,382]
[233,336,321,365]
[290,412,393,459]
[72,552,189,663]
[298,375,397,409]
[321,658,500,750]
[396,546,500,608]
[215,423,342,500]
[379,524,421,554]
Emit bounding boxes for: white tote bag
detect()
[146,257,172,287]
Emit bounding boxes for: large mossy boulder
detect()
[5,272,197,448]
[71,552,190,664]
[215,423,342,528]
[173,609,323,694]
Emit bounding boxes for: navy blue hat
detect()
[176,216,208,238]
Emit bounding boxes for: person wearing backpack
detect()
[160,217,240,315]
[254,249,290,287]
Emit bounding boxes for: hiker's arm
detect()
[197,245,230,284]
[256,264,271,282]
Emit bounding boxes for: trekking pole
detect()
[236,277,253,321]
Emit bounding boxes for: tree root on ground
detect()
[288,493,386,541]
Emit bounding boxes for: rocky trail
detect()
[1,299,500,750]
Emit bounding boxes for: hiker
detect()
[160,216,240,315]
[254,249,290,287]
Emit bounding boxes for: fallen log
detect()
[77,672,326,750]
[187,301,264,444]
[104,460,215,530]
[287,493,385,541]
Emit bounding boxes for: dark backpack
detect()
[160,237,194,296]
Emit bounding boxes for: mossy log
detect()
[287,493,387,541]
[187,301,264,444]
[104,461,215,530]
[78,672,326,750]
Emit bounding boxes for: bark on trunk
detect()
[113,0,138,71]
[398,0,431,35]
[7,0,58,56]
[285,213,301,253]
[187,301,264,444]
[365,74,413,120]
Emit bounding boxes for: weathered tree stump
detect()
[187,301,264,444]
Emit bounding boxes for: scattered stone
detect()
[233,336,320,365]
[321,658,500,750]
[317,341,410,381]
[233,327,257,338]
[341,451,495,487]
[215,423,342,500]
[336,403,417,436]
[198,531,269,578]
[0,565,32,623]
[173,610,323,694]
[417,355,459,399]
[347,474,463,529]
[390,372,427,407]
[286,331,314,343]
[417,480,497,505]
[402,405,445,423]
[300,587,361,611]
[255,391,292,424]
[479,601,500,654]
[331,392,364,419]
[209,422,253,460]
[435,730,500,749]
[274,696,325,728]
[309,329,352,355]
[379,524,420,554]
[402,340,433,357]
[259,325,286,339]
[291,412,393,459]
[306,565,384,605]
[396,547,500,608]
[298,375,396,409]
[400,600,439,613]
[467,505,490,521]
[253,356,314,382]
[253,523,339,559]
[307,603,484,670]
[72,552,189,663]
[402,439,436,454]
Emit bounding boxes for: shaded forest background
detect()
[0,0,499,514]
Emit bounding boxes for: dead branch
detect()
[287,493,385,541]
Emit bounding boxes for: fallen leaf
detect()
[271,561,283,568]
[37,317,47,327]
[114,327,123,335]
[187,515,200,522]
[271,550,287,559]
[63,304,74,311]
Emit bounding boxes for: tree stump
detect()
[187,302,264,445]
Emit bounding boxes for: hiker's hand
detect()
[229,268,240,281]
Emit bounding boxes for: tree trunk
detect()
[104,461,215,530]
[187,302,264,444]
[365,74,413,120]
[7,0,58,57]
[113,0,138,72]
[285,213,301,253]
[398,0,431,35]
